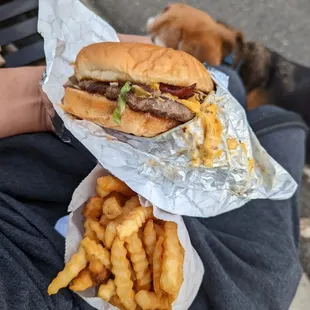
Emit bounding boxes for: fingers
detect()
[117,34,153,45]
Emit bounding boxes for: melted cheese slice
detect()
[164,93,201,114]
[147,83,201,113]
[147,82,160,90]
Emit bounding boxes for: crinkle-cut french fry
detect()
[169,241,185,303]
[105,220,118,249]
[104,196,140,249]
[88,219,105,243]
[105,192,128,205]
[143,219,157,266]
[128,261,136,282]
[126,232,151,291]
[96,184,111,199]
[122,195,140,212]
[80,237,111,270]
[84,219,99,243]
[135,290,170,310]
[103,196,123,219]
[153,236,164,296]
[98,279,116,302]
[111,237,137,310]
[110,295,127,310]
[88,255,110,284]
[83,197,103,219]
[69,268,94,291]
[99,214,110,227]
[116,207,153,240]
[97,175,135,197]
[154,223,165,237]
[160,222,184,296]
[48,247,87,295]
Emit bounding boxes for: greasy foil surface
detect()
[39,0,297,217]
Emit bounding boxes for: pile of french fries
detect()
[48,174,184,310]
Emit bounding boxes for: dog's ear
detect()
[222,38,234,60]
[216,21,244,48]
[216,21,244,65]
[162,5,170,14]
[235,31,244,51]
[232,31,244,68]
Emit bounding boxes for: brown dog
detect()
[147,3,243,66]
[147,4,310,121]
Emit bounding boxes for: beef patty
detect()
[78,80,195,123]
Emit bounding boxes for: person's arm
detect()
[0,36,152,139]
[117,33,152,44]
[0,66,52,139]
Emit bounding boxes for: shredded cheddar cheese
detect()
[146,82,223,167]
[227,138,239,150]
[196,103,223,167]
[240,142,247,153]
[226,137,255,171]
[164,92,222,167]
[147,82,160,90]
[248,158,255,171]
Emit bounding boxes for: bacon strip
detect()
[159,83,196,99]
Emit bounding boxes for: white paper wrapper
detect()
[38,0,297,218]
[66,164,204,310]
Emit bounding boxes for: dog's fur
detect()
[147,4,243,66]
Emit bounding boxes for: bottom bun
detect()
[62,87,180,137]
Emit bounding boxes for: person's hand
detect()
[0,66,53,138]
[117,33,153,44]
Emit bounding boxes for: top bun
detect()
[74,42,213,93]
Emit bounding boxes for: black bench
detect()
[0,0,45,67]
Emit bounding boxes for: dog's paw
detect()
[153,36,166,47]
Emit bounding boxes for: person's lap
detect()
[186,67,306,309]
[187,108,305,309]
[0,68,307,309]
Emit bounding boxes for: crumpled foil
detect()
[39,0,297,218]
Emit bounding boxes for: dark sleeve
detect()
[0,133,95,310]
[187,110,306,310]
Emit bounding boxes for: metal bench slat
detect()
[0,16,38,46]
[4,40,44,67]
[0,0,38,22]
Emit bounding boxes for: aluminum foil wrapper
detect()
[65,165,204,310]
[39,0,297,218]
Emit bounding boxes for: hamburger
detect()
[62,42,215,138]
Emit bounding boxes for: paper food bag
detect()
[65,164,204,310]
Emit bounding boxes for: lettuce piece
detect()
[113,81,132,124]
